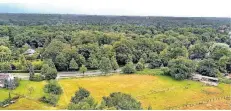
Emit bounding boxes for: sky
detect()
[0,0,230,17]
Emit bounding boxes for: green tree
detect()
[189,43,208,59]
[101,92,142,110]
[41,64,58,80]
[44,59,56,68]
[162,43,188,59]
[69,58,79,71]
[55,53,68,71]
[80,65,87,75]
[19,54,27,70]
[44,80,63,95]
[168,57,195,80]
[111,56,119,72]
[8,27,14,43]
[99,57,112,75]
[27,62,35,81]
[87,54,99,69]
[68,87,97,110]
[0,45,11,62]
[210,43,231,60]
[71,87,90,104]
[0,62,11,73]
[136,62,144,71]
[197,59,219,77]
[42,39,64,60]
[148,52,162,69]
[138,58,145,65]
[122,62,136,74]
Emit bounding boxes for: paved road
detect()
[12,68,122,80]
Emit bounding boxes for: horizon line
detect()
[0,12,230,18]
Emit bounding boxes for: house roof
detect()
[24,49,36,54]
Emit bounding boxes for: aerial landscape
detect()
[0,0,231,110]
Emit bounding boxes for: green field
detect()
[0,80,57,110]
[0,73,230,110]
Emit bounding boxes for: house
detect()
[225,74,231,80]
[192,74,219,86]
[24,49,36,56]
[0,73,15,88]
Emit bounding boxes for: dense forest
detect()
[0,13,230,81]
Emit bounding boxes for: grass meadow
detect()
[0,70,230,110]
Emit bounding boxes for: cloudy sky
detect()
[0,0,230,17]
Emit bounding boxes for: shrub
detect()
[11,61,22,70]
[32,60,43,70]
[44,80,63,95]
[68,87,97,110]
[148,59,162,69]
[135,62,144,71]
[122,62,136,74]
[160,67,170,76]
[31,74,44,81]
[39,94,59,106]
[80,65,87,75]
[68,97,97,110]
[71,87,90,104]
[101,92,142,110]
[0,62,11,72]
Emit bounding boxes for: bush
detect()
[122,62,136,74]
[219,77,231,84]
[30,74,44,81]
[68,97,97,110]
[32,60,43,70]
[39,94,59,106]
[0,62,11,72]
[71,87,90,104]
[160,67,170,76]
[44,80,63,95]
[68,87,97,110]
[148,59,162,69]
[11,62,22,70]
[135,62,144,71]
[101,92,142,110]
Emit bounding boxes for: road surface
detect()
[11,68,122,80]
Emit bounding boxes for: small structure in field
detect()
[192,74,218,86]
[0,73,15,88]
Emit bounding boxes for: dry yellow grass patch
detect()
[58,74,231,109]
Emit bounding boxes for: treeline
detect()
[0,14,230,28]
